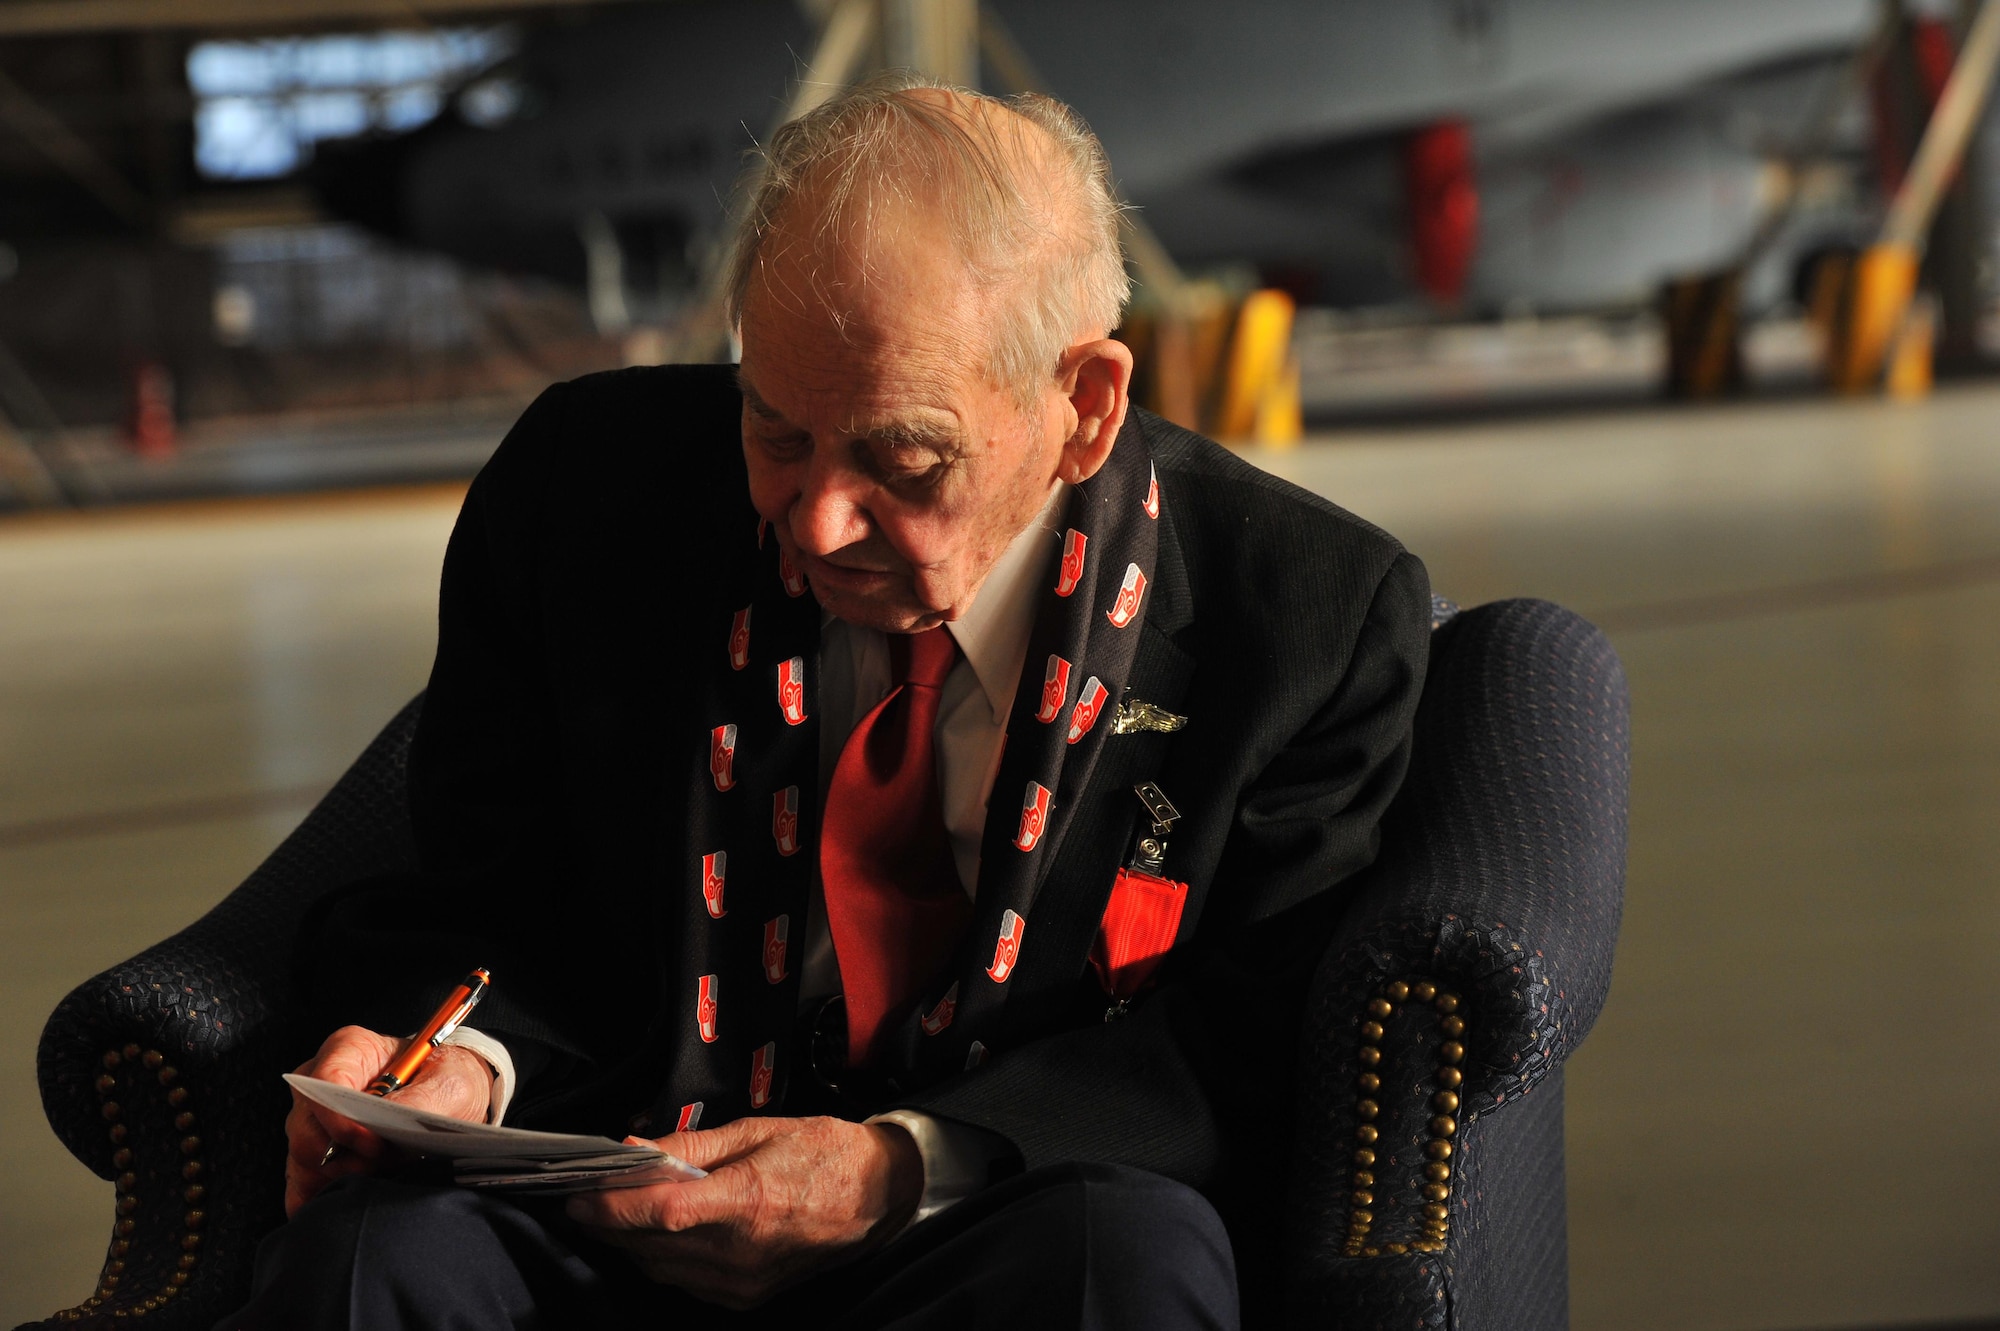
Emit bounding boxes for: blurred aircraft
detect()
[306,0,1896,321]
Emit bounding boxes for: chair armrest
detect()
[1287,600,1629,1323]
[22,696,423,1330]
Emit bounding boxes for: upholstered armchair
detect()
[1286,597,1629,1329]
[20,596,1627,1330]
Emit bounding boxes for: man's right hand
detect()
[283,1025,494,1217]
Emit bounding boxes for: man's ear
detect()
[1053,337,1133,486]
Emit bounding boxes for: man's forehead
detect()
[752,193,973,325]
[737,257,985,423]
[734,172,1009,428]
[736,361,964,436]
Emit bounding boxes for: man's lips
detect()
[798,550,899,589]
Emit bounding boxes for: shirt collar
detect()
[948,482,1066,725]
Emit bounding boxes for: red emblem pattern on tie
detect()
[762,915,789,984]
[820,626,972,1067]
[1014,781,1051,851]
[1036,654,1071,723]
[709,725,737,792]
[748,1042,776,1108]
[987,910,1025,983]
[1067,676,1108,744]
[1055,529,1088,597]
[676,1101,704,1132]
[660,496,831,1132]
[778,656,808,725]
[920,982,959,1035]
[696,974,720,1043]
[701,851,727,919]
[772,786,800,856]
[1107,563,1147,628]
[1144,464,1160,519]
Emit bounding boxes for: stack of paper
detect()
[285,1074,706,1194]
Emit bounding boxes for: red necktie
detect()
[821,626,973,1067]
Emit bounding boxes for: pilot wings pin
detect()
[1111,698,1188,736]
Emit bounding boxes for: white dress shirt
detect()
[454,482,1066,1226]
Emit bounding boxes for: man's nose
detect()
[788,452,873,555]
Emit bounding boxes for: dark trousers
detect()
[221,1162,1239,1331]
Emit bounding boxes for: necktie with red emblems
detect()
[820,625,972,1067]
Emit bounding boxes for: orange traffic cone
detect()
[125,360,177,459]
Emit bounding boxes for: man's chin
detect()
[812,584,944,635]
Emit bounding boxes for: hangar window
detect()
[186,29,511,181]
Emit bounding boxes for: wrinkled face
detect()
[737,201,1067,633]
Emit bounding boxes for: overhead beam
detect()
[0,67,151,225]
[0,0,649,38]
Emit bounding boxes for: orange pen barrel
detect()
[365,968,491,1096]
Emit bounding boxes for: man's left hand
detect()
[564,1115,923,1309]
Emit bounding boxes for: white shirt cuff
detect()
[866,1109,1013,1227]
[440,1026,516,1125]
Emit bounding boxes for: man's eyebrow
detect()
[736,371,961,453]
[736,372,784,420]
[865,417,966,454]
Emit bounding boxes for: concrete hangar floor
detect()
[3,384,1998,1331]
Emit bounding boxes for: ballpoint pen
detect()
[317,968,491,1167]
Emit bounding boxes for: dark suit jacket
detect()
[303,363,1428,1301]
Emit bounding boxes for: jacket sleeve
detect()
[896,550,1430,1246]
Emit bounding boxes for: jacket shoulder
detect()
[1138,409,1409,593]
[468,363,748,545]
[486,363,741,476]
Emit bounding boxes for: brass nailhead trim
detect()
[1342,981,1468,1258]
[48,1050,203,1325]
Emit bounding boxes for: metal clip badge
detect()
[1127,781,1179,876]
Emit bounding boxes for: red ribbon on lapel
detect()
[1088,866,1188,1000]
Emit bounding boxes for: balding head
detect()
[725,74,1130,407]
[729,77,1134,635]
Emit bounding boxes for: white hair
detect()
[723,72,1130,406]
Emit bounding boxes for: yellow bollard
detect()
[1214,289,1296,441]
[1253,354,1303,447]
[1660,270,1743,398]
[1885,296,1937,399]
[1827,243,1919,394]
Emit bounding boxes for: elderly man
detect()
[237,76,1428,1331]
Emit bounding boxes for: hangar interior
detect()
[2,2,1998,1329]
